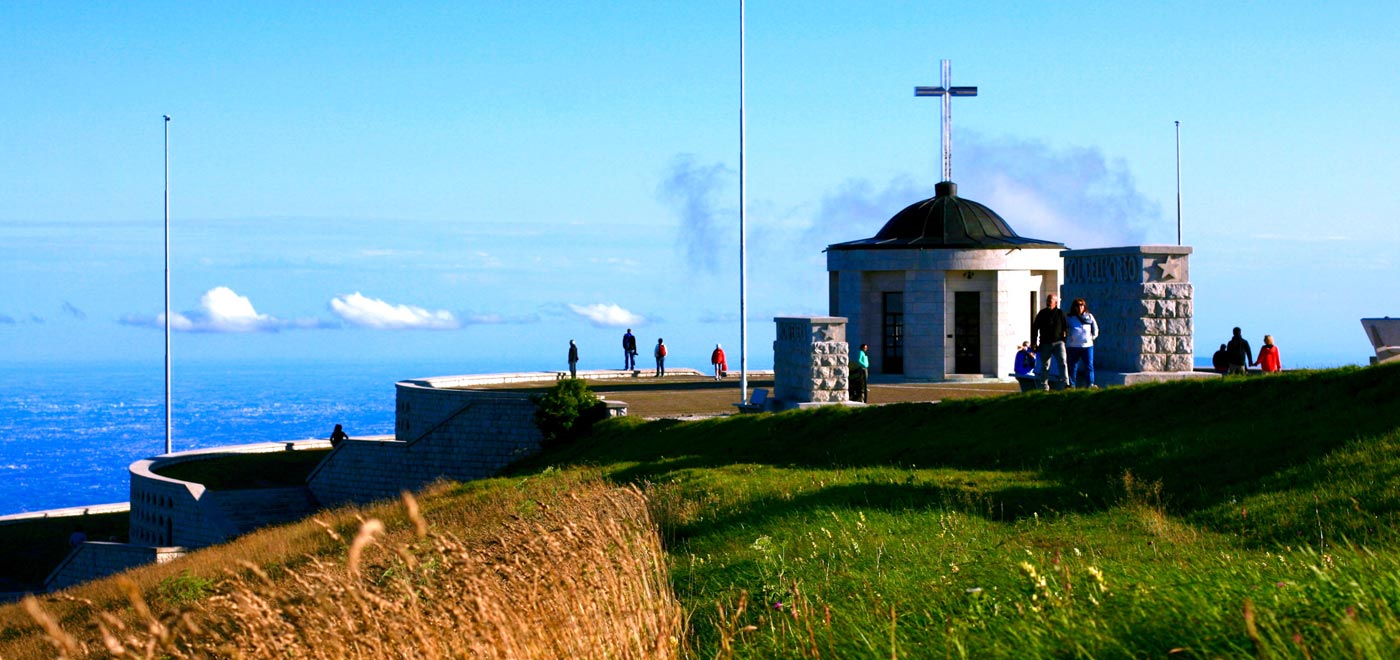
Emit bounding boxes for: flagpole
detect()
[1175,120,1182,246]
[738,0,749,404]
[163,115,172,455]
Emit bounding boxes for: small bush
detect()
[154,570,214,607]
[533,378,604,448]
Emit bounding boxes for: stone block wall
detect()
[1061,246,1195,373]
[46,542,184,592]
[773,317,849,403]
[129,441,330,549]
[308,383,545,506]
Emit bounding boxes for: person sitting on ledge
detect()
[329,424,349,447]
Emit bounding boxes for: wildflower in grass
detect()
[1087,566,1108,593]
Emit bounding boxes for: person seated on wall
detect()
[1212,343,1229,374]
[329,424,349,447]
[1014,341,1036,377]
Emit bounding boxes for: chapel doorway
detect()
[882,292,904,374]
[954,291,981,374]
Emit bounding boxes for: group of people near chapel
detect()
[1017,293,1102,390]
[1017,293,1282,389]
[566,329,729,380]
[1211,328,1283,375]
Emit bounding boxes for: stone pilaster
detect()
[1061,246,1205,384]
[773,317,850,404]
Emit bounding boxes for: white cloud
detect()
[568,303,645,328]
[329,292,459,330]
[122,286,310,332]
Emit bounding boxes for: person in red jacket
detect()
[710,343,728,380]
[1255,334,1282,373]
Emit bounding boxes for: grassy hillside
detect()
[515,363,1400,657]
[5,364,1399,658]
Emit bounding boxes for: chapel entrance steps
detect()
[206,486,322,537]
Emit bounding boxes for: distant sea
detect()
[0,358,518,516]
[2,354,1235,517]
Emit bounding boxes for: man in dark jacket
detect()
[622,329,637,370]
[567,340,579,379]
[1226,327,1253,376]
[1031,293,1069,390]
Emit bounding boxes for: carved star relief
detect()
[1155,256,1184,281]
[815,325,834,342]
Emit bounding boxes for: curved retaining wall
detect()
[309,378,545,506]
[129,440,329,548]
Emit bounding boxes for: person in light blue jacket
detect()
[1065,298,1100,389]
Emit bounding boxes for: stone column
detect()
[1061,246,1205,385]
[773,316,851,406]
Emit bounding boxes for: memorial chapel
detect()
[826,180,1064,380]
[824,59,1066,380]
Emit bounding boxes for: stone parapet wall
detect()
[1062,246,1195,373]
[309,383,546,507]
[45,542,184,592]
[129,441,330,549]
[773,317,849,404]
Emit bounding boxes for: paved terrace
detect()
[464,369,1019,418]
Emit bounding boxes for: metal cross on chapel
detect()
[915,59,978,183]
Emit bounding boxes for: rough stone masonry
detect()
[1060,245,1195,375]
[773,316,850,405]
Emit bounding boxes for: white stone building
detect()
[826,181,1064,380]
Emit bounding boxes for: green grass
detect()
[506,363,1400,658]
[151,448,330,490]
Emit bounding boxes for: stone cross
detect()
[915,59,978,183]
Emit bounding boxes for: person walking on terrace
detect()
[710,343,727,380]
[654,338,667,377]
[1031,293,1069,391]
[622,328,637,371]
[1256,335,1282,373]
[1226,327,1253,376]
[851,343,870,403]
[1065,297,1100,389]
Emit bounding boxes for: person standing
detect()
[1256,335,1282,373]
[622,328,637,370]
[710,343,727,380]
[567,339,579,379]
[1031,293,1069,391]
[1065,297,1100,389]
[654,338,667,377]
[1226,327,1253,376]
[851,343,870,403]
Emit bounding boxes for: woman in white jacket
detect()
[1066,298,1100,389]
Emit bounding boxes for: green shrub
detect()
[154,570,215,607]
[532,378,604,448]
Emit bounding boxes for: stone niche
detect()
[1060,246,1195,375]
[773,316,850,405]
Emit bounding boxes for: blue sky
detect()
[2,1,1397,372]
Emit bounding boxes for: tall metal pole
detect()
[163,115,172,455]
[1175,120,1182,246]
[738,0,749,404]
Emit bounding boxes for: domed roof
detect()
[827,181,1064,251]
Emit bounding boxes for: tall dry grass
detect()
[11,479,681,659]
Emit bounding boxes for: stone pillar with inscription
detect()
[772,316,853,407]
[1061,246,1210,385]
